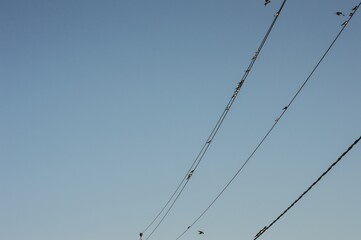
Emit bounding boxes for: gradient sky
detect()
[1,1,360,240]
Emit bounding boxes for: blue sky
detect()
[1,1,360,240]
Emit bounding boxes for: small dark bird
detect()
[198,230,204,235]
[139,233,143,240]
[282,106,288,110]
[352,6,358,11]
[264,0,271,6]
[187,170,194,180]
[341,20,348,26]
[336,11,345,16]
[349,12,354,17]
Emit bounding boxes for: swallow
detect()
[198,230,204,235]
[336,11,345,16]
[264,0,271,6]
[282,106,288,110]
[349,12,354,17]
[139,233,143,239]
[352,6,358,11]
[341,20,348,26]
[187,170,194,180]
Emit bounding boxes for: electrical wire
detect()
[173,1,289,239]
[254,135,361,240]
[141,1,288,239]
[174,2,360,240]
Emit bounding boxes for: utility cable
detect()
[254,135,361,240]
[175,2,359,240]
[141,1,288,239]
[174,1,288,239]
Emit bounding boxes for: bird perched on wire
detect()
[282,106,288,111]
[187,170,194,180]
[198,230,204,235]
[350,5,358,16]
[139,233,143,240]
[336,11,345,16]
[264,0,271,6]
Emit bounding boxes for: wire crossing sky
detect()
[254,135,361,240]
[141,1,288,240]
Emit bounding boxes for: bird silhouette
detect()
[352,6,358,11]
[349,12,354,17]
[282,106,288,110]
[341,20,348,26]
[187,170,194,180]
[336,11,345,16]
[264,0,271,6]
[198,230,204,235]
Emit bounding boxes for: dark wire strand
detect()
[143,91,233,240]
[176,1,360,239]
[142,1,287,239]
[174,1,288,239]
[142,99,233,234]
[253,4,361,239]
[254,135,361,240]
[144,85,236,240]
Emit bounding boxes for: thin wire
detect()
[174,1,288,239]
[175,2,360,239]
[253,4,361,239]
[254,135,361,240]
[142,1,287,239]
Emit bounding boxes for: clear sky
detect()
[1,1,360,240]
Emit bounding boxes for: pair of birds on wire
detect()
[336,5,358,26]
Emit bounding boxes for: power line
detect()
[254,135,361,240]
[173,1,289,239]
[174,2,360,239]
[141,1,288,239]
